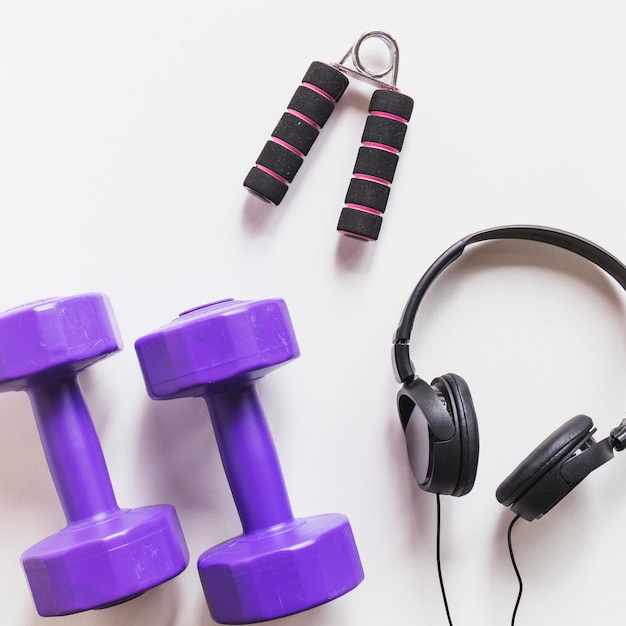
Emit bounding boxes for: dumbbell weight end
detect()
[198,512,363,624]
[23,505,188,616]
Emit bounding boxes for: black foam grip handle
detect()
[361,116,408,152]
[337,207,383,241]
[243,167,289,206]
[272,112,319,155]
[353,146,399,182]
[304,61,349,101]
[369,89,414,120]
[345,178,390,213]
[287,86,336,128]
[256,141,303,183]
[244,61,349,205]
[337,89,414,240]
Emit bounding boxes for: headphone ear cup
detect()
[496,415,595,521]
[432,373,480,497]
[398,373,479,497]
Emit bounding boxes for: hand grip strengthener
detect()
[243,30,414,242]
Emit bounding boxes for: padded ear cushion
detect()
[431,373,480,497]
[496,414,594,507]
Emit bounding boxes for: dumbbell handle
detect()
[29,376,119,524]
[205,384,294,534]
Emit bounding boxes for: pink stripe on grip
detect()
[271,137,304,158]
[286,108,321,130]
[353,172,391,186]
[362,141,399,154]
[370,110,410,123]
[302,82,336,102]
[345,203,384,216]
[256,164,289,185]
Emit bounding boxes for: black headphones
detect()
[392,225,626,521]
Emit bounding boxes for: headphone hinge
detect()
[560,437,615,484]
[392,341,414,384]
[609,419,626,451]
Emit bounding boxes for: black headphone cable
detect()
[436,500,525,625]
[436,493,454,626]
[507,514,523,626]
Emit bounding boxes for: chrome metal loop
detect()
[334,30,400,90]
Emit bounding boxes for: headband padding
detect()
[496,414,594,507]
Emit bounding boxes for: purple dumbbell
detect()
[0,294,189,616]
[135,298,364,624]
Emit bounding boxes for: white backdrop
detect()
[1,2,626,625]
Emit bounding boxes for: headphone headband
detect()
[393,225,626,383]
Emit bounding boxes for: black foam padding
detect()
[243,167,289,205]
[288,86,336,128]
[271,112,319,155]
[337,207,382,241]
[302,61,349,101]
[345,178,390,213]
[361,115,408,152]
[432,373,479,497]
[369,89,414,121]
[256,141,303,183]
[353,146,399,183]
[496,415,594,506]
